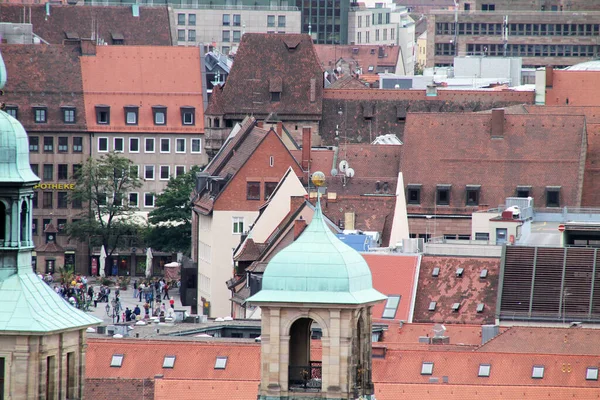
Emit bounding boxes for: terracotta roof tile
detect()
[154,379,258,400]
[0,4,172,46]
[85,378,154,400]
[80,46,204,133]
[315,44,400,72]
[328,75,370,90]
[207,34,323,119]
[413,256,500,324]
[401,112,586,215]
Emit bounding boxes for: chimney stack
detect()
[276,121,283,138]
[301,127,311,170]
[545,66,554,88]
[294,217,307,239]
[257,121,264,128]
[491,108,504,138]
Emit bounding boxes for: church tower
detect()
[0,52,101,399]
[248,172,386,400]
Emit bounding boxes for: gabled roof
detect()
[328,74,370,90]
[0,4,172,46]
[314,44,400,72]
[1,44,87,132]
[206,34,323,119]
[412,256,500,324]
[80,46,203,133]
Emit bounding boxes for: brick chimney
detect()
[491,108,504,138]
[290,195,305,212]
[294,217,307,239]
[256,121,264,128]
[546,66,554,88]
[276,121,283,138]
[301,127,311,170]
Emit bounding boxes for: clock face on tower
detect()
[48,235,54,241]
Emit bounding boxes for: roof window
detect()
[215,356,228,369]
[532,365,544,379]
[432,267,440,277]
[478,364,491,377]
[476,303,485,313]
[421,362,434,375]
[428,301,437,311]
[451,302,461,312]
[163,355,176,368]
[110,354,124,367]
[456,268,464,277]
[382,295,400,319]
[587,367,599,381]
[480,269,488,278]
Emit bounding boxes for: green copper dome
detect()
[0,110,39,183]
[247,200,386,305]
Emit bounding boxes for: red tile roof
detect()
[0,4,172,46]
[206,34,323,120]
[80,46,203,134]
[85,378,154,400]
[401,111,586,215]
[377,323,497,349]
[86,339,260,380]
[363,254,420,322]
[328,75,370,90]
[314,44,400,73]
[413,256,500,325]
[154,379,258,400]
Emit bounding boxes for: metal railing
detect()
[289,361,322,391]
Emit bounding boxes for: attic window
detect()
[428,301,437,311]
[451,302,461,312]
[407,184,421,205]
[478,364,491,377]
[516,185,532,198]
[96,105,110,125]
[64,31,79,40]
[466,185,481,206]
[480,269,488,278]
[181,106,195,125]
[586,367,599,381]
[532,365,545,379]
[396,106,407,121]
[363,104,374,119]
[382,295,400,319]
[436,184,451,206]
[421,362,434,375]
[456,268,464,277]
[215,356,228,369]
[283,37,301,50]
[476,303,485,313]
[110,354,124,367]
[124,106,138,125]
[111,32,125,45]
[432,267,440,277]
[163,356,176,368]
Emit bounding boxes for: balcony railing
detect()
[289,361,322,391]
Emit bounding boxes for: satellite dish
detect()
[339,160,349,172]
[331,168,338,177]
[345,168,355,178]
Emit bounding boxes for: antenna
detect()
[339,160,349,173]
[345,168,355,178]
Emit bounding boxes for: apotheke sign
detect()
[34,183,76,190]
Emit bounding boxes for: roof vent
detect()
[283,37,301,50]
[456,268,464,277]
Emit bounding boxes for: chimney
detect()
[491,108,504,138]
[256,121,264,128]
[310,78,316,103]
[545,66,553,88]
[276,121,283,138]
[290,195,305,212]
[294,217,307,239]
[301,127,311,170]
[80,39,96,56]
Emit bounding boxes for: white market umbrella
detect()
[145,247,153,278]
[99,245,107,278]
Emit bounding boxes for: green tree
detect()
[67,153,143,257]
[144,165,201,255]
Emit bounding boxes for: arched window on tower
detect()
[288,318,322,391]
[20,201,28,243]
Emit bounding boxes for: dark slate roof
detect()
[0,4,171,46]
[206,33,323,119]
[401,111,586,215]
[412,256,500,325]
[1,44,87,132]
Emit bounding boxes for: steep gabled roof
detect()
[314,44,400,72]
[0,4,172,46]
[207,34,323,119]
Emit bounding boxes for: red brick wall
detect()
[546,71,600,107]
[85,378,154,400]
[213,130,304,212]
[409,217,472,238]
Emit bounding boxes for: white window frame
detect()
[191,138,202,154]
[98,137,109,153]
[160,138,171,153]
[586,367,599,381]
[421,362,434,375]
[144,192,155,208]
[478,364,491,377]
[145,138,155,153]
[163,356,176,369]
[144,165,155,180]
[154,110,166,125]
[175,165,186,177]
[269,156,274,167]
[110,354,124,367]
[232,217,244,234]
[126,110,137,125]
[382,295,400,319]
[129,137,140,153]
[114,137,124,153]
[176,138,186,153]
[160,165,170,180]
[128,192,139,207]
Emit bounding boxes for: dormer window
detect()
[181,106,195,125]
[33,106,47,123]
[62,107,76,124]
[153,106,167,125]
[111,32,124,45]
[124,106,139,125]
[269,77,282,102]
[96,105,110,125]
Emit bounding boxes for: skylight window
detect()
[163,356,176,368]
[480,269,488,278]
[477,303,485,313]
[532,365,545,379]
[432,267,440,277]
[110,354,124,367]
[587,367,599,381]
[456,268,464,277]
[421,362,434,375]
[452,303,461,312]
[382,295,400,319]
[478,364,491,377]
[428,301,437,311]
[215,356,228,369]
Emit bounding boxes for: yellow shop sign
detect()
[34,183,76,190]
